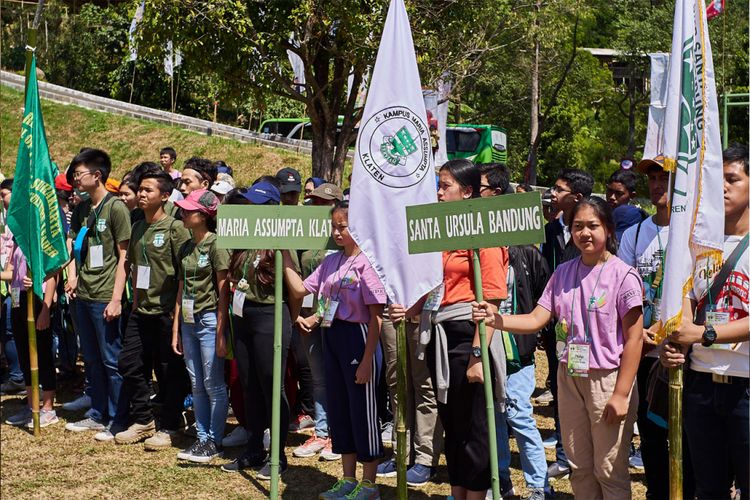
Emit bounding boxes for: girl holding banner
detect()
[473,197,643,500]
[282,200,387,500]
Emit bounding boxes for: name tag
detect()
[567,343,590,377]
[232,290,245,317]
[302,293,314,309]
[321,299,339,328]
[182,298,195,324]
[136,265,151,290]
[10,286,20,308]
[423,285,444,312]
[89,245,104,269]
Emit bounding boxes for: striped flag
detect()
[657,0,725,341]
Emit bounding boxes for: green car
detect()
[446,124,508,164]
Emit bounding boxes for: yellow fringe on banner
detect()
[663,157,677,173]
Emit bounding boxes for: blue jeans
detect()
[302,327,328,438]
[496,364,549,489]
[75,299,123,424]
[1,297,23,382]
[182,310,228,443]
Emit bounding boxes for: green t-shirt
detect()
[231,250,300,305]
[178,233,230,313]
[128,214,191,315]
[70,195,132,302]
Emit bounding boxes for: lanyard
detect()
[91,198,108,244]
[330,251,361,301]
[182,242,205,299]
[570,256,609,344]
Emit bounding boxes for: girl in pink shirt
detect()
[474,197,643,500]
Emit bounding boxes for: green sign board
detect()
[217,205,337,250]
[405,191,546,254]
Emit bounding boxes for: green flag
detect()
[7,54,69,298]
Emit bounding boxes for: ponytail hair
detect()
[571,196,619,255]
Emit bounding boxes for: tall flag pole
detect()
[8,54,70,437]
[348,0,443,497]
[657,0,725,496]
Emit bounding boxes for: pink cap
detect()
[174,188,219,217]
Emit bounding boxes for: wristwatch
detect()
[701,324,717,347]
[471,346,482,358]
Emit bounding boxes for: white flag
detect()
[349,0,442,308]
[657,0,725,341]
[643,53,669,160]
[164,41,183,78]
[128,0,145,62]
[287,35,305,91]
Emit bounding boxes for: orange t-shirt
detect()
[441,247,509,306]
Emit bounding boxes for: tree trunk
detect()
[527,3,541,186]
[626,73,637,158]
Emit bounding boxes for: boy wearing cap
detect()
[64,149,132,437]
[115,170,191,450]
[276,167,302,206]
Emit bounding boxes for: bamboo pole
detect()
[395,320,408,499]
[269,250,283,498]
[472,250,500,500]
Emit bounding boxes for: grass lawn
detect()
[0,86,312,186]
[1,351,646,499]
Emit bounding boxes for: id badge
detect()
[136,265,151,290]
[567,343,590,377]
[182,298,195,324]
[232,289,245,317]
[423,285,444,312]
[705,305,731,350]
[302,293,314,309]
[10,286,20,308]
[89,245,104,269]
[321,299,339,328]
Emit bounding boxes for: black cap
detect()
[276,167,302,193]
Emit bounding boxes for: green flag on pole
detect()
[7,54,69,298]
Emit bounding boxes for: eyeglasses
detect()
[550,184,572,194]
[72,171,93,180]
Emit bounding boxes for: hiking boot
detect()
[257,459,288,480]
[220,452,265,473]
[1,379,26,395]
[65,417,106,432]
[61,394,91,412]
[144,429,178,450]
[221,426,248,447]
[177,440,202,461]
[319,477,358,499]
[376,458,397,478]
[293,434,328,457]
[345,480,380,500]
[27,409,58,429]
[319,438,341,461]
[405,464,435,486]
[188,440,223,464]
[115,421,156,444]
[289,413,314,432]
[5,406,31,426]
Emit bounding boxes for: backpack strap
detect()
[634,219,644,253]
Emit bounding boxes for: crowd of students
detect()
[0,143,747,500]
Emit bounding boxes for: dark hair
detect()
[56,189,71,203]
[184,157,217,185]
[160,147,177,160]
[477,163,510,194]
[214,160,233,176]
[223,188,250,206]
[332,200,350,216]
[128,162,161,186]
[571,196,618,254]
[139,170,174,194]
[723,143,748,175]
[517,183,532,193]
[70,148,112,182]
[440,159,480,198]
[607,169,638,194]
[558,168,594,197]
[120,178,138,194]
[0,178,13,191]
[253,175,281,189]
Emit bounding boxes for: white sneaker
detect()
[26,409,59,429]
[221,426,249,447]
[95,430,115,442]
[542,435,558,449]
[62,394,92,412]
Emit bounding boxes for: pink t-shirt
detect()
[538,255,643,370]
[10,245,45,294]
[304,250,387,323]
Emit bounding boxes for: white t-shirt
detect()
[688,235,749,378]
[618,216,670,357]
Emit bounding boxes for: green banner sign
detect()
[217,205,337,250]
[406,192,546,254]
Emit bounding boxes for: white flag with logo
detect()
[349,0,442,308]
[128,0,145,62]
[657,0,724,341]
[643,53,669,160]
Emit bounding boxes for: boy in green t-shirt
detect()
[114,171,191,450]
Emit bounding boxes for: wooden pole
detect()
[129,62,137,104]
[472,250,500,500]
[395,320,408,498]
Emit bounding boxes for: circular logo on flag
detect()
[357,106,431,188]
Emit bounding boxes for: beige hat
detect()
[309,183,343,201]
[636,155,666,174]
